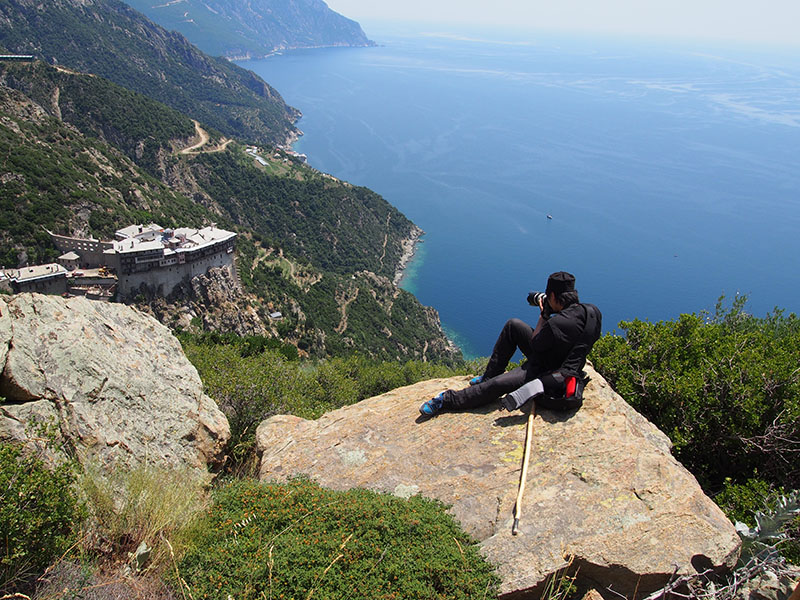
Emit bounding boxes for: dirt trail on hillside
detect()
[335,286,359,334]
[180,120,232,155]
[54,65,94,77]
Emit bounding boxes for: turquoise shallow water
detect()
[244,27,800,358]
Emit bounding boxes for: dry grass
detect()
[33,560,179,600]
[77,463,210,574]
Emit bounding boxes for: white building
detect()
[0,264,68,295]
[49,224,237,299]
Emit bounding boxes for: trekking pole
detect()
[512,406,535,535]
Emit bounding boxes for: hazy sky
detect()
[324,0,800,46]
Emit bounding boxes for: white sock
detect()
[506,378,544,410]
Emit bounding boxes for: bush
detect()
[180,337,473,473]
[0,443,81,592]
[177,478,499,600]
[714,478,775,526]
[591,297,800,493]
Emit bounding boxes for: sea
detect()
[243,24,800,359]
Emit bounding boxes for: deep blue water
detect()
[243,26,800,359]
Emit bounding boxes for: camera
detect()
[527,291,546,307]
[527,291,553,317]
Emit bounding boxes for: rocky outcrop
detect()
[256,365,741,598]
[139,266,269,337]
[0,293,229,473]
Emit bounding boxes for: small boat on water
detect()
[547,214,553,220]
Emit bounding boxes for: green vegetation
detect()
[180,333,474,470]
[0,443,83,592]
[240,257,457,362]
[2,61,197,174]
[190,151,413,279]
[177,477,499,600]
[591,297,799,492]
[591,296,800,559]
[0,0,298,145]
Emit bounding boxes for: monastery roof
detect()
[115,223,164,240]
[108,225,235,255]
[1,263,67,282]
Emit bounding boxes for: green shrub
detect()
[0,443,81,592]
[180,336,473,473]
[591,297,800,493]
[714,478,775,526]
[177,478,499,600]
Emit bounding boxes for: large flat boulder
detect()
[0,293,229,473]
[256,365,740,598]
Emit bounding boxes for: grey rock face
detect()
[140,265,268,337]
[256,365,741,598]
[0,293,229,473]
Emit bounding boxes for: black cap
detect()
[545,271,575,295]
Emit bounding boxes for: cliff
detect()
[122,0,376,59]
[0,0,300,145]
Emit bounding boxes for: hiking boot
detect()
[419,391,445,417]
[469,375,484,386]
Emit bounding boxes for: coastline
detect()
[279,125,304,151]
[229,42,377,63]
[277,117,421,290]
[271,121,452,355]
[393,225,424,287]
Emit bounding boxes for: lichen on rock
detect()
[256,365,741,598]
[0,293,229,474]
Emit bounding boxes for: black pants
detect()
[442,318,547,410]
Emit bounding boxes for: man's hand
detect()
[527,291,546,308]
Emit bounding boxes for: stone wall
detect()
[118,249,234,299]
[49,232,115,269]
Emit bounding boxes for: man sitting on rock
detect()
[419,271,602,417]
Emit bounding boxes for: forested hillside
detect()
[0,0,299,146]
[0,59,459,362]
[122,0,375,59]
[0,73,209,267]
[1,61,198,175]
[189,151,411,278]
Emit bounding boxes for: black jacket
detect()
[528,302,602,376]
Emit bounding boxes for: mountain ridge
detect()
[120,0,376,59]
[0,0,300,146]
[0,59,460,363]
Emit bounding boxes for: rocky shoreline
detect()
[393,225,424,287]
[392,225,462,358]
[280,121,304,151]
[229,42,377,62]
